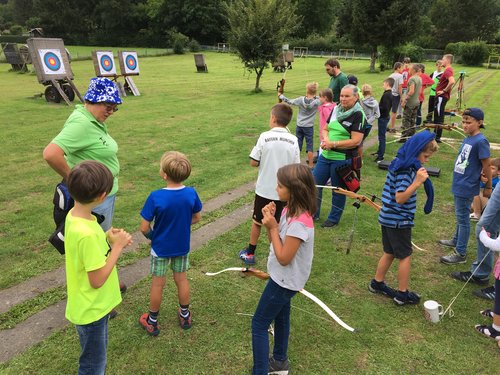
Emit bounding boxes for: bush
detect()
[169,31,189,54]
[460,41,489,66]
[444,42,465,60]
[188,39,201,52]
[397,43,425,63]
[9,24,23,35]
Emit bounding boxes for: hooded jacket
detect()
[279,95,320,127]
[360,96,380,126]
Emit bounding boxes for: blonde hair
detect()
[306,82,319,95]
[160,151,192,183]
[361,83,372,96]
[491,158,500,170]
[422,140,439,154]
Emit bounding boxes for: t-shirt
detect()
[65,211,121,325]
[267,208,314,291]
[429,70,443,96]
[480,176,499,190]
[249,127,301,200]
[140,186,202,257]
[318,103,336,143]
[418,73,435,103]
[406,75,422,108]
[389,72,403,97]
[452,133,490,198]
[52,105,120,196]
[322,109,364,160]
[378,169,417,228]
[402,68,410,88]
[379,90,392,119]
[436,66,454,100]
[328,72,349,103]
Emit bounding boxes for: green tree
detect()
[226,0,300,92]
[429,0,500,47]
[294,0,336,38]
[337,0,424,71]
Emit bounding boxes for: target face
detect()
[39,49,66,75]
[121,51,139,74]
[96,51,116,75]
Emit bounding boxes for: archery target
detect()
[122,52,139,74]
[39,49,65,75]
[96,51,116,75]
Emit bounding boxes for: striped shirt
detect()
[378,169,417,228]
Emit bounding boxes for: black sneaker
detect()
[320,220,338,228]
[440,251,466,265]
[368,279,397,298]
[473,286,496,300]
[268,356,290,375]
[475,325,500,341]
[450,271,489,286]
[393,290,421,306]
[374,156,384,163]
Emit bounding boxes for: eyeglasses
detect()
[103,103,119,113]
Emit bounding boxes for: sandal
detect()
[475,325,500,340]
[480,309,494,318]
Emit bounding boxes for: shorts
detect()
[150,254,189,276]
[381,225,412,259]
[391,95,400,114]
[252,194,286,225]
[296,126,314,152]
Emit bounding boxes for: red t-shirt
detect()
[402,68,410,88]
[436,67,454,100]
[418,73,435,102]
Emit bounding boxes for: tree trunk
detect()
[254,67,264,92]
[370,46,377,73]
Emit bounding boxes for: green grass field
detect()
[0,52,499,374]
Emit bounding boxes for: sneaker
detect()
[480,309,494,318]
[239,249,256,265]
[469,213,480,221]
[139,313,160,336]
[396,114,402,119]
[393,290,421,306]
[450,271,489,285]
[370,152,378,156]
[436,139,442,143]
[437,239,456,248]
[119,282,127,294]
[440,251,466,265]
[475,325,500,341]
[473,285,496,301]
[320,220,338,228]
[374,156,384,163]
[109,309,118,319]
[178,308,192,330]
[368,279,397,298]
[268,356,290,375]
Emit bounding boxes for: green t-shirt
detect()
[406,75,422,108]
[64,210,121,325]
[322,109,365,160]
[328,72,349,103]
[52,105,119,196]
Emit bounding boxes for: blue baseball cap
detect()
[463,108,485,128]
[348,75,358,85]
[84,77,122,104]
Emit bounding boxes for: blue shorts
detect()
[296,126,314,152]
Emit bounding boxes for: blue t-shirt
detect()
[480,176,499,190]
[378,169,417,228]
[452,134,490,198]
[140,187,202,257]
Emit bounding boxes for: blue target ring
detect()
[43,52,61,71]
[100,55,114,72]
[125,54,137,70]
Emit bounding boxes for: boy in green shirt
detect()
[65,160,132,375]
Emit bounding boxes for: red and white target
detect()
[96,51,116,75]
[122,51,139,75]
[38,49,66,75]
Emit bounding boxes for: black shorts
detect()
[381,226,412,259]
[391,95,400,114]
[252,194,286,225]
[494,279,500,315]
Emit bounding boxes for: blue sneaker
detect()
[368,279,397,298]
[239,249,256,265]
[393,290,421,306]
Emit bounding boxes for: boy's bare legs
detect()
[374,253,395,282]
[472,194,488,218]
[307,151,314,168]
[173,271,190,306]
[397,256,411,291]
[149,275,167,312]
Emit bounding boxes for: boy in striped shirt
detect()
[369,131,439,305]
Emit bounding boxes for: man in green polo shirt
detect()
[325,58,349,104]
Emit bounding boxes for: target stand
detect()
[27,37,83,105]
[91,51,127,97]
[194,54,208,73]
[1,43,28,71]
[118,51,140,96]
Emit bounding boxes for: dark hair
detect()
[384,77,395,88]
[403,57,411,64]
[325,58,340,69]
[160,151,192,183]
[67,161,113,204]
[277,164,317,218]
[319,88,333,102]
[393,62,403,70]
[271,103,293,126]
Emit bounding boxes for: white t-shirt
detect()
[249,127,300,200]
[389,72,403,96]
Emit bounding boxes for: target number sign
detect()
[96,51,116,75]
[122,51,139,75]
[39,49,66,75]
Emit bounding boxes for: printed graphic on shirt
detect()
[454,144,471,175]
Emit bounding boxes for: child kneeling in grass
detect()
[252,164,316,375]
[139,151,202,335]
[369,131,438,305]
[65,161,132,374]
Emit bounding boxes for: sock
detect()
[180,304,190,318]
[147,310,159,325]
[492,323,500,332]
[247,244,257,255]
